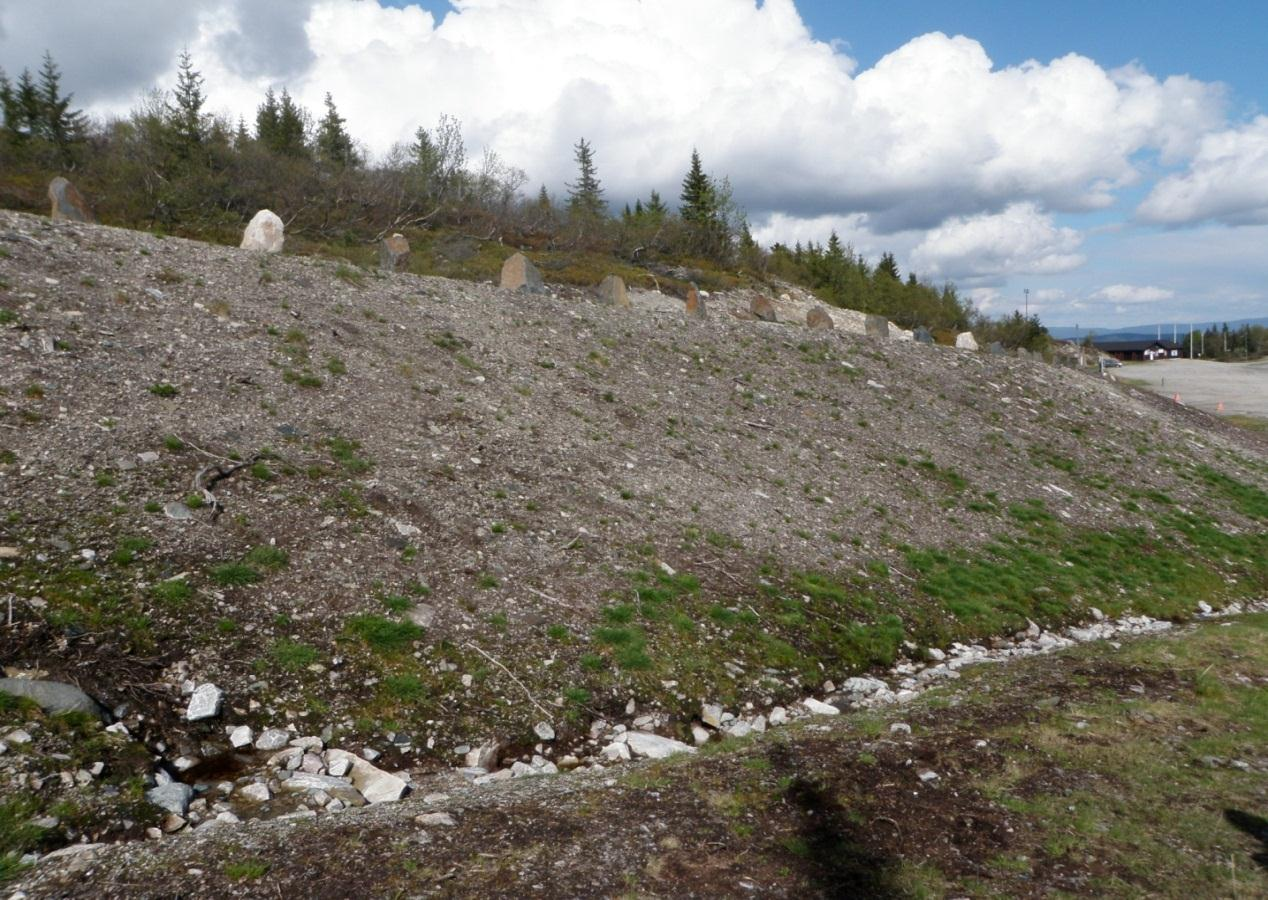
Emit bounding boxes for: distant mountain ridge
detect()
[1048,316,1268,342]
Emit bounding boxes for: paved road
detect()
[1117,359,1268,419]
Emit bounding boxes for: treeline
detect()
[1183,323,1267,361]
[2,50,1025,340]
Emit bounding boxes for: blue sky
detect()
[4,0,1266,327]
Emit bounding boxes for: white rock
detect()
[237,783,271,802]
[768,707,788,727]
[533,721,556,742]
[890,723,912,735]
[751,716,767,734]
[624,732,696,760]
[927,648,946,662]
[724,721,752,739]
[918,770,940,783]
[289,736,324,752]
[327,757,352,778]
[146,782,193,815]
[841,677,887,696]
[415,812,456,827]
[6,729,33,745]
[600,741,631,762]
[185,684,223,721]
[802,698,840,716]
[955,332,979,351]
[240,209,284,253]
[228,726,253,749]
[324,749,408,804]
[701,703,724,728]
[691,724,711,746]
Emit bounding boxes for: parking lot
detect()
[1118,359,1268,419]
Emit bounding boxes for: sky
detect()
[1,0,1266,328]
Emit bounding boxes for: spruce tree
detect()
[255,88,280,148]
[315,93,357,168]
[36,52,85,163]
[876,252,900,280]
[15,69,41,139]
[679,149,715,224]
[274,89,309,158]
[566,137,605,220]
[167,50,206,155]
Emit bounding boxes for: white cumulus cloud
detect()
[1137,116,1268,226]
[909,204,1085,283]
[1089,284,1176,304]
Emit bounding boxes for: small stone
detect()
[327,757,352,778]
[691,724,711,746]
[254,729,291,751]
[802,698,840,716]
[701,703,724,728]
[237,783,271,802]
[465,739,501,771]
[768,707,788,726]
[137,451,160,465]
[361,747,381,762]
[146,782,194,815]
[917,770,940,783]
[600,741,631,762]
[163,502,194,521]
[228,726,253,749]
[161,814,187,834]
[289,736,324,752]
[185,684,223,721]
[415,812,456,827]
[533,721,555,742]
[890,723,912,735]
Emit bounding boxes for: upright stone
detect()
[954,331,979,351]
[913,326,934,344]
[864,315,890,339]
[684,284,706,319]
[48,177,95,223]
[241,210,285,253]
[596,275,629,308]
[806,307,834,330]
[500,253,544,293]
[988,341,1006,356]
[379,234,410,272]
[750,295,778,322]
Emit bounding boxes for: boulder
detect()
[240,210,284,253]
[500,253,544,292]
[684,284,706,319]
[379,234,410,272]
[913,326,934,344]
[0,678,106,720]
[465,738,502,771]
[955,332,979,351]
[324,749,408,803]
[48,177,95,223]
[254,728,291,751]
[806,307,834,330]
[624,731,696,760]
[802,697,840,716]
[596,275,630,308]
[988,341,1006,356]
[864,315,890,340]
[750,295,778,322]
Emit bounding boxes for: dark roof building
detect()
[1093,339,1182,362]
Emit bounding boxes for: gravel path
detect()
[1118,358,1268,418]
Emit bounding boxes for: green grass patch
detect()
[345,615,424,654]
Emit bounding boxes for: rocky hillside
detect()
[1,211,1266,892]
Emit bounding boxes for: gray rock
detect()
[415,812,456,827]
[750,295,778,322]
[280,772,351,792]
[163,502,194,521]
[597,275,630,308]
[701,703,724,728]
[237,782,271,802]
[841,676,888,696]
[913,326,934,344]
[325,749,408,803]
[146,782,193,815]
[806,307,834,330]
[48,177,95,223]
[240,209,284,253]
[228,725,253,749]
[988,341,1006,356]
[185,684,223,721]
[500,253,544,293]
[533,721,555,741]
[379,234,410,272]
[0,678,106,720]
[406,604,435,628]
[254,728,291,751]
[864,315,890,339]
[465,739,501,771]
